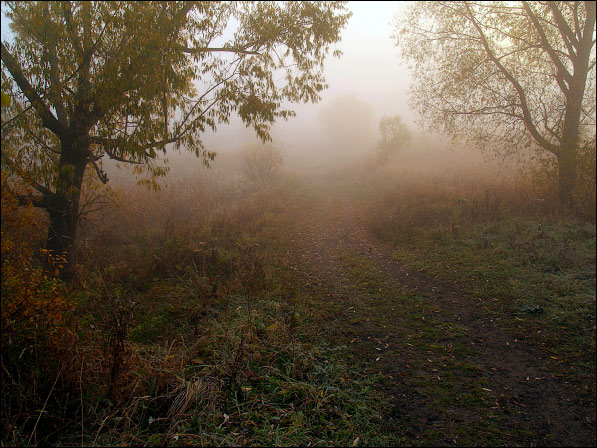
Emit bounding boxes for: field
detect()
[2,145,595,447]
[2,1,596,446]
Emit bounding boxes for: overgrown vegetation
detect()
[1,169,397,446]
[1,1,594,446]
[2,143,595,446]
[360,158,596,399]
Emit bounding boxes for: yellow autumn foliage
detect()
[1,174,74,343]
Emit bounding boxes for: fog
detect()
[4,1,590,202]
[3,4,595,445]
[126,1,418,180]
[152,1,516,185]
[1,1,511,182]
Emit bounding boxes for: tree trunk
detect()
[45,194,80,280]
[44,142,88,280]
[557,149,577,211]
[556,1,594,211]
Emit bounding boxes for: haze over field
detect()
[124,1,493,180]
[1,2,595,446]
[0,1,517,178]
[201,4,412,148]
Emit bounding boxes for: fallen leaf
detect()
[511,399,527,408]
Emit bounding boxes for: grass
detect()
[1,173,401,446]
[334,252,548,446]
[3,154,595,446]
[356,163,595,376]
[85,293,395,447]
[356,169,596,438]
[384,218,596,380]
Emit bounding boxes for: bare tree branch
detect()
[463,1,560,155]
[180,45,261,56]
[547,2,579,55]
[1,42,65,138]
[90,135,179,153]
[1,147,55,199]
[89,158,108,184]
[522,1,572,94]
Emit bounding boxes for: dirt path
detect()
[291,199,595,446]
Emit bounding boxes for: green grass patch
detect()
[383,217,595,390]
[335,252,548,445]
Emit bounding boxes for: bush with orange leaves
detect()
[1,176,74,344]
[1,175,78,438]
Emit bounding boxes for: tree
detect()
[374,114,411,165]
[242,142,284,188]
[395,1,596,209]
[1,1,350,278]
[318,93,376,156]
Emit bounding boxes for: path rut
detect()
[291,200,595,446]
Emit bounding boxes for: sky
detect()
[1,2,416,168]
[309,1,412,119]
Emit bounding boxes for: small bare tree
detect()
[374,115,412,166]
[242,143,283,188]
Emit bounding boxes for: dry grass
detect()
[2,140,594,445]
[2,166,393,446]
[355,149,595,404]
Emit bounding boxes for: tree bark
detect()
[45,197,78,279]
[555,0,595,210]
[44,139,88,280]
[557,148,577,211]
